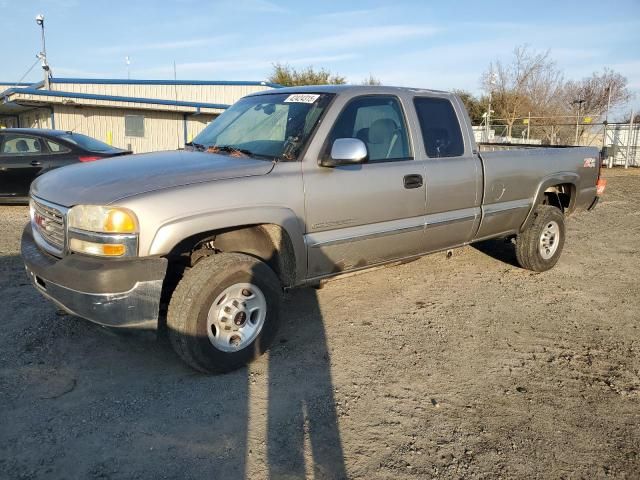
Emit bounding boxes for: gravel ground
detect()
[0,169,639,479]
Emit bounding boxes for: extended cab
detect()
[21,86,603,373]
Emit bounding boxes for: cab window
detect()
[326,96,412,163]
[413,97,465,158]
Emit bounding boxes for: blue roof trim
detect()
[48,77,282,88]
[1,87,231,110]
[0,82,36,86]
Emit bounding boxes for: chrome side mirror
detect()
[321,138,368,167]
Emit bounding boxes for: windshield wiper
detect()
[185,141,206,151]
[202,144,277,161]
[212,145,254,156]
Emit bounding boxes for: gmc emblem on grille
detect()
[34,212,47,229]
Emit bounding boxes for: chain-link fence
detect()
[473,117,640,168]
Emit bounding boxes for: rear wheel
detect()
[515,205,565,272]
[167,253,282,373]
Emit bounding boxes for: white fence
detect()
[604,123,640,168]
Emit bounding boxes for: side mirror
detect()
[321,138,368,167]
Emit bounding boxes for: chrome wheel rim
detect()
[206,283,267,352]
[539,220,560,260]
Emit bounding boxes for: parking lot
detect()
[1,170,639,479]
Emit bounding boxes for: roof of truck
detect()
[249,85,449,96]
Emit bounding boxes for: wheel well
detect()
[165,223,296,287]
[543,183,574,214]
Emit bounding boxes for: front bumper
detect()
[21,224,167,329]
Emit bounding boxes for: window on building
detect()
[326,95,412,163]
[413,97,465,158]
[125,115,145,137]
[1,135,44,154]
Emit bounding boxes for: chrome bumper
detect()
[21,224,167,329]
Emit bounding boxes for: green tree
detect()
[268,63,346,86]
[452,89,487,125]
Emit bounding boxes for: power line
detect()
[11,58,41,89]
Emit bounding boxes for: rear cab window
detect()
[326,95,412,163]
[413,97,464,158]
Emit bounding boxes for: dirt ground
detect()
[1,169,638,479]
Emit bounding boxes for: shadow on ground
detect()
[472,238,519,267]
[0,249,347,479]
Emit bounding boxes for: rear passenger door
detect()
[43,137,77,168]
[303,94,427,278]
[0,134,48,198]
[413,96,483,252]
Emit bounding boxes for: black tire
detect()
[515,205,565,272]
[167,253,282,373]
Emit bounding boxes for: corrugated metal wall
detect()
[15,106,217,153]
[18,109,52,129]
[54,106,193,152]
[50,82,272,105]
[185,114,216,143]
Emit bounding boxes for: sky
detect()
[2,0,639,118]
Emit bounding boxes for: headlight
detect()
[68,205,138,233]
[67,205,138,257]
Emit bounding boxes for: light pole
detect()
[485,71,497,142]
[572,98,586,145]
[35,14,51,89]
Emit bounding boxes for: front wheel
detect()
[167,253,282,373]
[515,205,565,272]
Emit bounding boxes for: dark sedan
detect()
[0,128,131,204]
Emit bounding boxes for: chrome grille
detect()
[31,198,65,252]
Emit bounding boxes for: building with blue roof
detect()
[0,78,279,152]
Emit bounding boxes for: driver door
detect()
[303,95,427,279]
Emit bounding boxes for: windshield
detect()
[60,133,117,153]
[191,92,333,160]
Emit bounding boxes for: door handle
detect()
[403,174,423,189]
[30,160,42,166]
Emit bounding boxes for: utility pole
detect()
[485,71,497,142]
[625,108,635,169]
[35,14,51,89]
[527,112,531,141]
[572,99,586,145]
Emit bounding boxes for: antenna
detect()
[125,56,131,80]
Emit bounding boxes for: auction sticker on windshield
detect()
[284,94,320,103]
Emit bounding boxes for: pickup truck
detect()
[21,85,604,373]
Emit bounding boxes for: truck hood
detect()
[31,150,274,207]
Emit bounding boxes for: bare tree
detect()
[482,45,563,138]
[562,68,631,139]
[361,74,382,86]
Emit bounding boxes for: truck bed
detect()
[473,145,600,241]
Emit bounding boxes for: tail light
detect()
[79,156,102,162]
[596,156,606,195]
[597,178,607,195]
